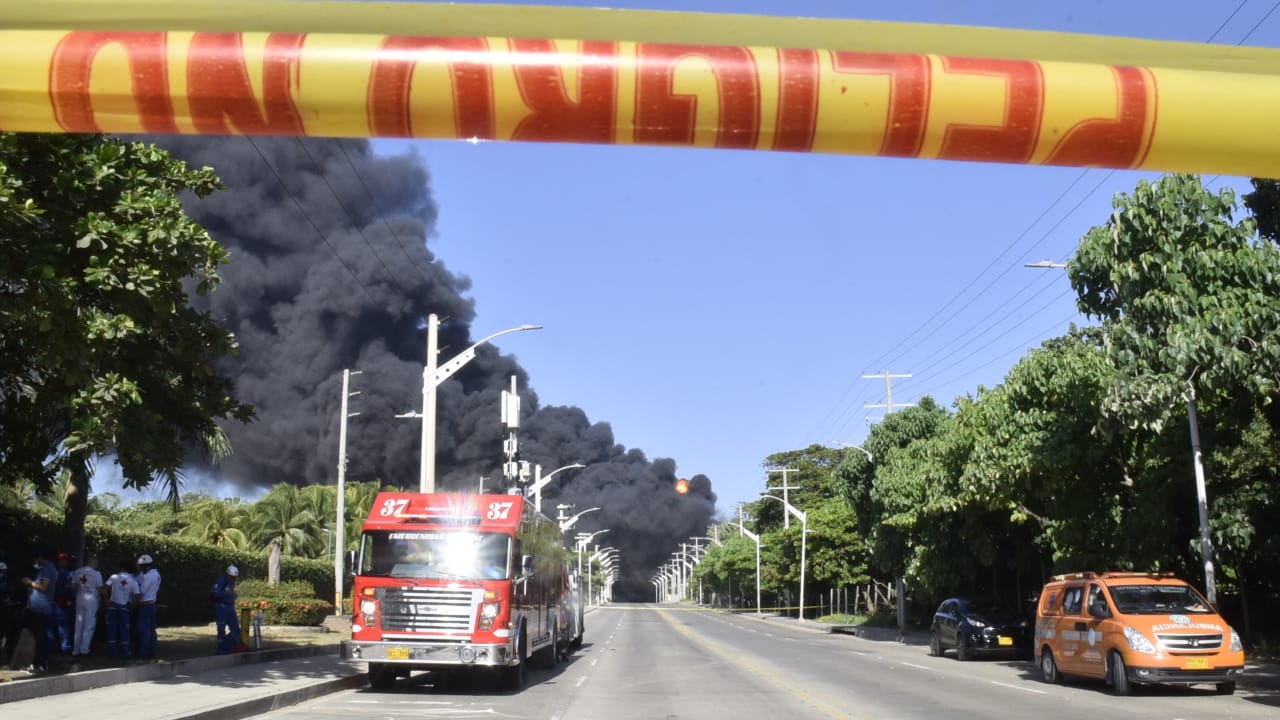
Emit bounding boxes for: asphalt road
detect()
[255,605,1280,720]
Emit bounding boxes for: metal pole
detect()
[533,464,542,513]
[799,513,807,622]
[755,540,761,613]
[334,369,359,615]
[1187,390,1217,603]
[421,313,439,493]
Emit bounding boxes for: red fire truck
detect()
[341,492,570,690]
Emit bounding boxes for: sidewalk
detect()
[0,646,364,720]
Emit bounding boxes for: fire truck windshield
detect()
[362,531,511,580]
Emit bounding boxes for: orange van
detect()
[1034,571,1244,695]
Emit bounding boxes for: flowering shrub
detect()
[236,580,334,625]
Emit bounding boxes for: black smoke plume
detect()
[148,136,715,600]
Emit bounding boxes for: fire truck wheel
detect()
[547,618,563,668]
[367,663,397,690]
[500,629,526,691]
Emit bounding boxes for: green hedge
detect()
[236,579,334,625]
[0,505,335,626]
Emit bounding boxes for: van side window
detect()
[1086,584,1108,614]
[1062,586,1084,614]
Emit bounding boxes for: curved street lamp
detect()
[760,493,808,622]
[528,463,585,513]
[832,440,873,462]
[402,314,543,492]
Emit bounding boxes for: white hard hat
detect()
[226,565,239,577]
[137,554,153,565]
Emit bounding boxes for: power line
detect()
[243,136,376,302]
[292,137,419,292]
[335,141,436,288]
[808,2,1268,444]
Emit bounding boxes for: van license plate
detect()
[387,647,410,660]
[998,636,1013,646]
[1184,657,1209,670]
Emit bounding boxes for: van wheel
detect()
[1108,651,1131,696]
[928,630,942,657]
[1215,681,1236,695]
[1039,648,1062,684]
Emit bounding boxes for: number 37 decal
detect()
[487,501,514,520]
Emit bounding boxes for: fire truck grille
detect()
[1156,633,1223,651]
[378,587,480,634]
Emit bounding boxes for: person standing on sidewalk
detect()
[211,565,241,655]
[19,552,56,673]
[104,560,138,660]
[72,556,103,656]
[135,554,161,660]
[0,561,18,666]
[50,552,76,654]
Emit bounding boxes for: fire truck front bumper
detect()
[342,640,515,667]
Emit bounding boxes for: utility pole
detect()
[864,371,912,634]
[766,468,801,528]
[335,369,361,615]
[863,370,916,416]
[422,313,439,492]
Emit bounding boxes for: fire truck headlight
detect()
[479,601,501,630]
[360,600,377,616]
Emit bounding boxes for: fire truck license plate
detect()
[1184,657,1209,670]
[387,647,410,660]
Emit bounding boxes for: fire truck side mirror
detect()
[521,554,535,577]
[347,550,357,575]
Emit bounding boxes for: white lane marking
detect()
[991,680,1048,695]
[551,712,564,720]
[900,662,931,671]
[590,658,598,667]
[764,633,774,637]
[575,675,587,688]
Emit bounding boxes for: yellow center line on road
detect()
[651,607,870,720]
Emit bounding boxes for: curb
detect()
[0,644,338,705]
[176,672,367,720]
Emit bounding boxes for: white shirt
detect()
[137,568,161,602]
[107,572,139,605]
[75,566,103,603]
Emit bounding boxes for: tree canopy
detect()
[0,132,254,556]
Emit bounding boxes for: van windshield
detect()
[1107,584,1213,615]
[361,530,511,580]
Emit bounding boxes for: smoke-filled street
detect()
[254,606,1278,720]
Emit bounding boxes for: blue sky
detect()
[366,0,1280,517]
[98,1,1280,514]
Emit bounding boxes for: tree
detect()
[1243,178,1280,243]
[249,484,322,558]
[1070,174,1280,431]
[1070,174,1280,600]
[0,133,254,559]
[178,497,251,550]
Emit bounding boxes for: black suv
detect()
[929,598,1030,660]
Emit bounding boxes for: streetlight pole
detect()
[1026,261,1218,601]
[334,369,360,615]
[736,513,763,614]
[761,493,808,621]
[528,463,585,514]
[559,506,600,532]
[406,315,542,493]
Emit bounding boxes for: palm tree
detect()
[248,484,321,558]
[178,497,251,550]
[343,481,384,549]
